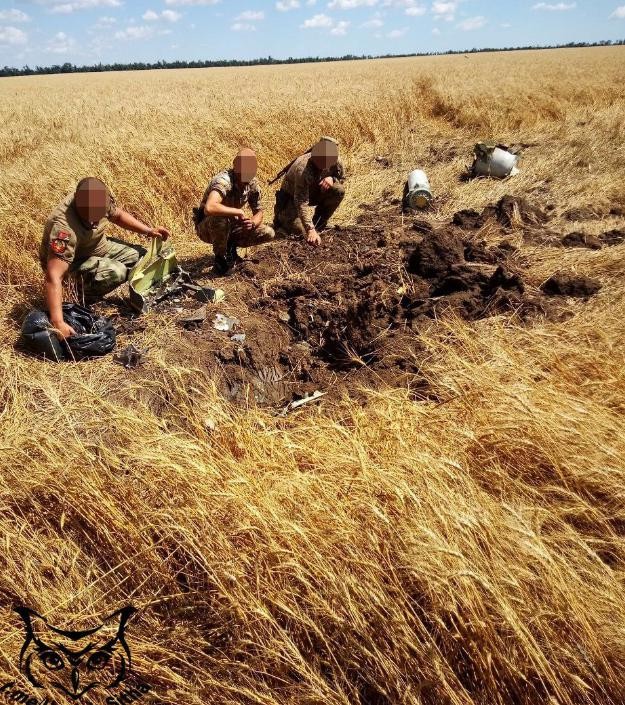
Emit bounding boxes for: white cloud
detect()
[165,0,220,5]
[431,0,460,21]
[276,0,300,9]
[45,30,77,53]
[532,2,576,9]
[143,9,181,21]
[300,11,350,33]
[114,24,171,39]
[0,25,28,45]
[330,19,349,33]
[362,12,383,27]
[327,0,377,8]
[0,10,30,22]
[432,26,440,33]
[231,21,256,30]
[387,27,407,36]
[458,14,486,29]
[236,10,264,20]
[610,5,625,17]
[49,0,122,13]
[383,0,425,13]
[301,12,333,26]
[95,15,117,25]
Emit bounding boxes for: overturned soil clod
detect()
[453,196,549,232]
[601,228,625,246]
[541,272,602,298]
[563,206,604,221]
[561,228,625,249]
[562,232,603,250]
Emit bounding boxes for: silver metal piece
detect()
[406,170,433,209]
[472,144,520,179]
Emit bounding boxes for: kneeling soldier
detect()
[41,177,171,340]
[272,136,346,247]
[194,148,275,275]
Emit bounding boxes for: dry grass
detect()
[1,47,625,704]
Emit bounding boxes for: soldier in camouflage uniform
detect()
[273,136,346,247]
[41,177,171,340]
[194,148,275,275]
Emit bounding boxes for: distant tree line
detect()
[1,40,623,78]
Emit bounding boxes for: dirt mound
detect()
[601,228,625,246]
[561,228,625,249]
[453,196,549,231]
[541,272,602,298]
[150,203,557,406]
[483,195,549,229]
[562,232,603,250]
[563,206,604,222]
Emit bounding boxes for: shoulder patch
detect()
[50,239,67,254]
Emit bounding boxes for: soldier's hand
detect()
[52,320,76,340]
[236,209,246,220]
[241,218,255,231]
[147,226,171,241]
[307,230,322,247]
[319,177,334,192]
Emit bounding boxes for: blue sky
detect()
[0,0,624,67]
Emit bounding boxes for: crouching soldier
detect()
[194,148,275,275]
[41,177,171,340]
[272,136,345,247]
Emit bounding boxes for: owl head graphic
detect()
[14,605,137,701]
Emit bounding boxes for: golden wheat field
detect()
[1,47,625,705]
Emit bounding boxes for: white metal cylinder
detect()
[407,169,432,209]
[473,147,519,179]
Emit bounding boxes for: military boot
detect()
[212,254,230,276]
[226,240,243,267]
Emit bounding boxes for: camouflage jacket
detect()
[280,154,345,232]
[200,169,263,214]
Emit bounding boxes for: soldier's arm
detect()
[331,160,346,185]
[45,258,76,340]
[251,210,264,228]
[294,179,315,233]
[109,209,170,241]
[249,184,264,228]
[204,190,245,220]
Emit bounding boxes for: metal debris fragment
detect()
[280,390,327,416]
[114,344,148,369]
[213,314,240,332]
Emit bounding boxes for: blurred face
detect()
[74,179,109,228]
[233,150,257,185]
[311,140,339,171]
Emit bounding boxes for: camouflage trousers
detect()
[274,183,345,238]
[72,238,145,297]
[196,216,275,256]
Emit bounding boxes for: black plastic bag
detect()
[21,309,66,361]
[21,304,116,362]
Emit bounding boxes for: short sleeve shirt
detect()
[40,187,118,266]
[200,169,263,214]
